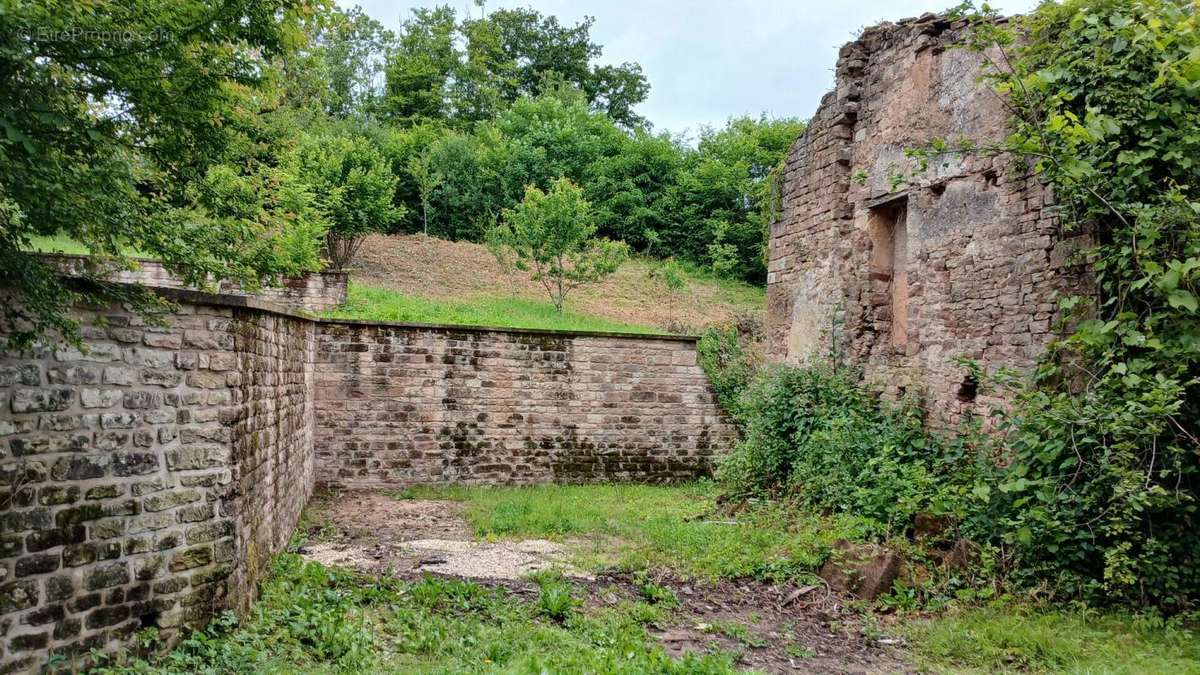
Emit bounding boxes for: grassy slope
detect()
[344,234,764,333]
[26,232,765,333]
[324,282,661,334]
[25,234,148,257]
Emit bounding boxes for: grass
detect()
[323,282,665,334]
[395,482,871,583]
[904,602,1200,674]
[93,484,1200,674]
[26,234,91,254]
[92,553,741,675]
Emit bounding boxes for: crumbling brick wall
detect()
[767,14,1091,419]
[313,323,736,486]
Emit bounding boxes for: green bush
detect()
[956,0,1200,609]
[696,325,760,418]
[286,127,404,270]
[718,364,990,537]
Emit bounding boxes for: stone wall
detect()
[43,254,348,313]
[767,14,1091,420]
[0,291,315,672]
[313,323,736,487]
[1,289,735,670]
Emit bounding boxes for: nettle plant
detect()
[937,0,1200,607]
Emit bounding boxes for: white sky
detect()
[340,0,1040,137]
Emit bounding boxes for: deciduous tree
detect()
[490,178,628,312]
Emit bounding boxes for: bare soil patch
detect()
[637,571,910,674]
[353,233,764,331]
[300,490,580,578]
[300,490,911,674]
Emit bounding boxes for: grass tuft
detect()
[904,602,1200,674]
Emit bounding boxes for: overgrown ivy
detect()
[952,0,1200,609]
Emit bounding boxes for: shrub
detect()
[696,325,760,419]
[954,0,1200,609]
[489,177,629,312]
[718,364,989,537]
[287,130,403,269]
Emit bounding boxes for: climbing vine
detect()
[954,0,1200,607]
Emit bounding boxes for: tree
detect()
[490,178,628,312]
[495,92,626,196]
[465,8,649,127]
[0,0,320,346]
[381,6,458,127]
[666,115,806,281]
[423,128,511,241]
[407,151,443,236]
[380,5,651,129]
[313,6,393,118]
[649,258,688,329]
[585,129,684,251]
[287,129,403,269]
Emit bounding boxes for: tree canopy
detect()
[1,0,804,345]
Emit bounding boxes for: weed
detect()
[904,601,1200,674]
[399,482,872,583]
[786,643,815,659]
[97,553,741,674]
[702,620,766,649]
[638,581,680,608]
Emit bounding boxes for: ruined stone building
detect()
[767,14,1091,418]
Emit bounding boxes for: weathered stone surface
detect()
[15,553,60,577]
[0,580,39,614]
[766,16,1093,422]
[819,540,903,601]
[25,526,86,553]
[83,562,129,591]
[111,452,159,477]
[313,324,736,488]
[11,389,72,413]
[0,282,733,670]
[169,546,213,572]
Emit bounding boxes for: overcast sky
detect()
[340,0,1039,138]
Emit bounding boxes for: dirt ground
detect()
[353,233,765,331]
[300,490,912,674]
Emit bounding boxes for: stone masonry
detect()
[314,323,735,487]
[0,290,315,672]
[0,289,734,671]
[43,254,349,313]
[767,14,1092,419]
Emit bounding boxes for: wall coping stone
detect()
[36,251,349,274]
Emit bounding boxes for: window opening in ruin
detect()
[868,200,909,349]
